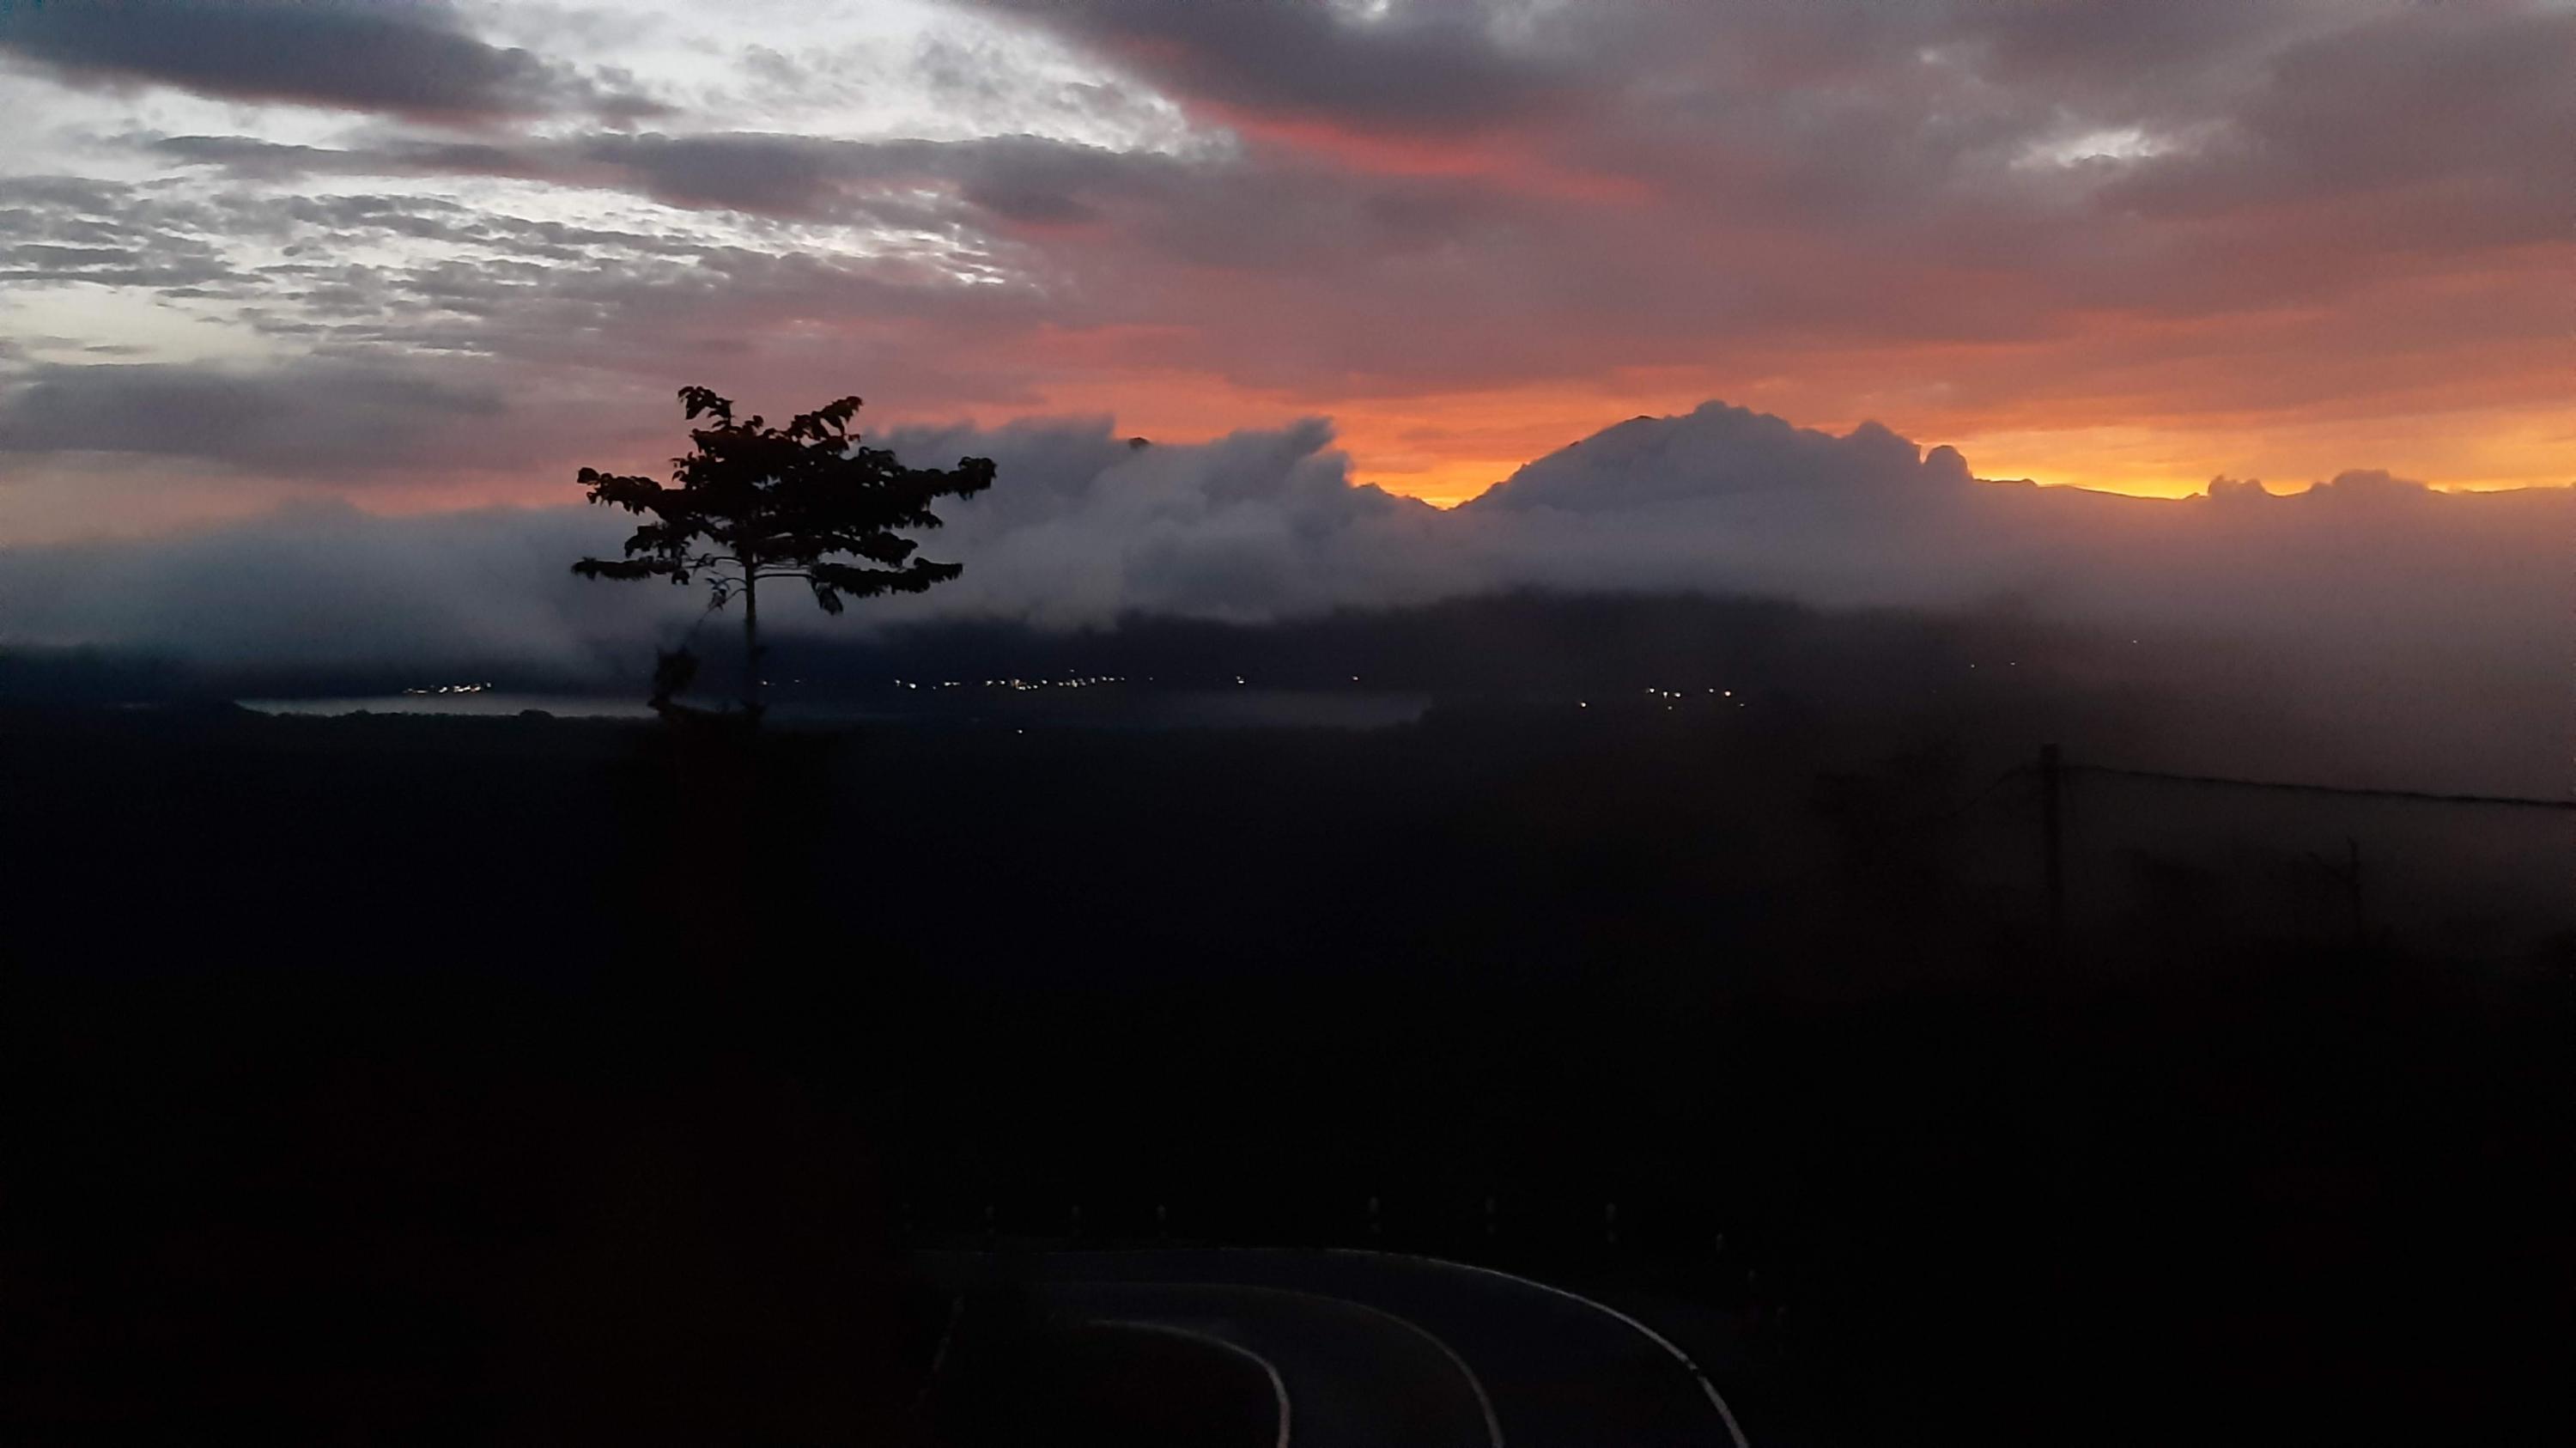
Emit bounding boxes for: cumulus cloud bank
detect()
[5,402,2563,788]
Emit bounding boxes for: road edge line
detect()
[1087,1317,1292,1448]
[1322,1248,1752,1448]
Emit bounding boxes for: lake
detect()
[239,686,1431,730]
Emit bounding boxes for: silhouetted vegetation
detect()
[3,593,2564,1445]
[572,386,995,721]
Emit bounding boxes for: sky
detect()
[1,0,2570,794]
[2,0,2569,545]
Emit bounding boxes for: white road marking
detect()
[1321,1290,1506,1448]
[1089,1317,1292,1448]
[1323,1249,1753,1448]
[1116,1280,1506,1448]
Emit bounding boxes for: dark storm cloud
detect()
[0,0,662,122]
[146,135,555,185]
[970,0,1577,134]
[239,3,2528,417]
[560,131,1151,225]
[124,125,1609,394]
[2099,5,2576,241]
[143,127,1168,230]
[0,359,508,478]
[568,132,857,217]
[1955,0,2296,82]
[940,0,2559,317]
[118,14,2543,385]
[140,125,1436,263]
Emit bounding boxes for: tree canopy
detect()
[573,386,995,715]
[574,386,994,611]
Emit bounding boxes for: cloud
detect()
[0,174,242,290]
[0,498,668,672]
[141,126,1172,231]
[969,0,1580,137]
[565,131,1170,226]
[5,390,2564,800]
[1467,403,1972,514]
[0,0,662,122]
[1955,0,2301,83]
[0,358,517,478]
[0,411,1456,667]
[143,135,557,186]
[7,402,2562,733]
[2098,4,2576,246]
[4,0,2571,538]
[864,415,1466,627]
[25,0,2554,482]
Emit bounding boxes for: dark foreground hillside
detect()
[2,695,2567,1445]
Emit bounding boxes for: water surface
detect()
[240,687,1430,729]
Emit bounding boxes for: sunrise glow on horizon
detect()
[3,0,2568,544]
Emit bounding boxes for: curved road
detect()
[1065,1281,1494,1448]
[918,1248,1747,1448]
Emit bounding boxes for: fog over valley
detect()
[8,401,2564,795]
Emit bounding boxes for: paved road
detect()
[918,1248,1747,1448]
[1062,1281,1492,1448]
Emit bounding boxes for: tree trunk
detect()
[739,563,762,724]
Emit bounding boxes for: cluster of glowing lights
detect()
[893,676,1131,692]
[868,675,1775,711]
[400,682,495,696]
[1578,685,1746,710]
[1643,686,1742,710]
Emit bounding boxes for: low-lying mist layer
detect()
[4,401,2566,794]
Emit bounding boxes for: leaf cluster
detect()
[571,386,996,614]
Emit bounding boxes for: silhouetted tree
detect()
[572,386,995,721]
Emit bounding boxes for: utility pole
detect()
[2039,743,2065,960]
[738,551,763,723]
[2312,837,2366,950]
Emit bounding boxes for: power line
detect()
[2065,763,2574,812]
[1926,761,2034,828]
